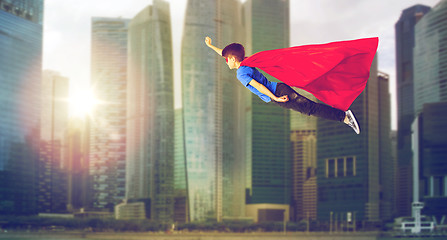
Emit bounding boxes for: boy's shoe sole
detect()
[346,110,360,134]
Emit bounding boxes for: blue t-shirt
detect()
[237,66,277,103]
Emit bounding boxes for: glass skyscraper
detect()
[90,17,129,211]
[412,0,447,221]
[126,0,174,222]
[182,0,245,221]
[395,4,431,217]
[414,1,447,114]
[242,0,291,206]
[0,0,43,215]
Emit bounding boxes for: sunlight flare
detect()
[69,88,101,118]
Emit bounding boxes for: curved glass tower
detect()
[181,0,245,221]
[243,0,291,207]
[126,0,174,221]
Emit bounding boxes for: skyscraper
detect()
[126,0,174,221]
[0,0,43,215]
[38,70,69,213]
[395,4,431,217]
[412,0,447,221]
[40,71,69,141]
[242,0,291,219]
[317,58,393,222]
[414,1,447,114]
[90,17,129,211]
[182,0,245,221]
[290,91,317,221]
[378,72,394,221]
[64,118,90,212]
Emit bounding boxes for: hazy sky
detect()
[43,0,441,129]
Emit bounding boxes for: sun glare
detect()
[69,88,100,118]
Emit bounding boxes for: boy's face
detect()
[225,56,238,69]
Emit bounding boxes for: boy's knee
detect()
[289,93,300,101]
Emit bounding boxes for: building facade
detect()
[90,17,129,211]
[243,0,291,211]
[0,0,43,215]
[38,140,67,213]
[395,4,431,217]
[174,108,188,223]
[182,0,246,221]
[126,0,174,222]
[413,102,447,221]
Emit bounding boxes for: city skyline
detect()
[43,0,440,130]
[1,0,446,226]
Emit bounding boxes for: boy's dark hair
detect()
[222,43,245,62]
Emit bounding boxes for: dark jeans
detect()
[274,83,346,122]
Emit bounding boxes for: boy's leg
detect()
[274,83,345,122]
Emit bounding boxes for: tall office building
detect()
[414,1,447,114]
[0,0,43,215]
[412,102,447,220]
[395,4,431,217]
[64,118,90,212]
[126,0,174,221]
[40,71,69,141]
[412,0,447,221]
[242,0,291,221]
[378,72,394,221]
[317,58,393,222]
[291,129,317,221]
[290,91,317,221]
[90,17,129,211]
[182,0,245,221]
[38,70,70,213]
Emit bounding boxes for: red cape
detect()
[240,37,378,111]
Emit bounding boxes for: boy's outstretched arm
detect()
[249,79,289,102]
[205,37,222,56]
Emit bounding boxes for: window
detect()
[337,158,344,177]
[346,157,356,176]
[433,176,443,197]
[326,159,335,178]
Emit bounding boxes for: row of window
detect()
[325,156,356,178]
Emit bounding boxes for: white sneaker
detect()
[345,110,360,134]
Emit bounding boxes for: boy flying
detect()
[205,36,379,134]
